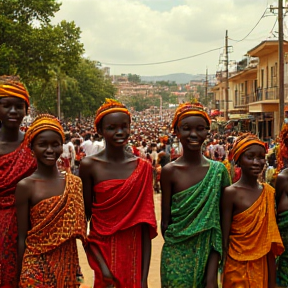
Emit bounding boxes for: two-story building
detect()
[212,40,288,140]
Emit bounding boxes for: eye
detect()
[197,126,205,131]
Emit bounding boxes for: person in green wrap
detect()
[275,122,288,288]
[160,102,231,288]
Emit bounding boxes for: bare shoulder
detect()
[15,176,35,199]
[223,183,237,196]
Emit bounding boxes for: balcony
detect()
[248,87,279,103]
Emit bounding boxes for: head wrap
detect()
[230,133,266,163]
[24,114,65,146]
[0,75,30,106]
[94,98,131,131]
[171,102,211,133]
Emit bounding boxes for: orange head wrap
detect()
[230,133,266,163]
[171,102,211,133]
[0,75,30,106]
[24,114,65,146]
[94,98,131,131]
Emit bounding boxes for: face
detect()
[32,130,63,167]
[238,144,266,177]
[0,97,26,128]
[100,112,130,147]
[176,115,209,150]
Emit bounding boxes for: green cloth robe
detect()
[161,160,231,288]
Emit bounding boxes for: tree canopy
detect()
[0,0,116,118]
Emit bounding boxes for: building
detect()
[212,40,288,140]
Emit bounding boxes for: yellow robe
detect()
[223,183,284,288]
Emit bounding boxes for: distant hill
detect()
[140,73,210,84]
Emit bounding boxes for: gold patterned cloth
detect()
[223,183,284,287]
[19,174,87,287]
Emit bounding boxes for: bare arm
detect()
[15,179,31,282]
[141,224,151,288]
[79,158,118,287]
[220,186,234,268]
[160,165,173,237]
[79,158,93,221]
[275,172,286,209]
[267,249,276,288]
[206,250,220,288]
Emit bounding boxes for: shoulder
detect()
[161,161,177,174]
[15,176,35,198]
[223,183,237,196]
[263,182,275,195]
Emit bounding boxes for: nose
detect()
[189,128,197,137]
[116,127,124,135]
[9,105,17,113]
[46,145,54,153]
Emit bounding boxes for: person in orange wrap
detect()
[79,99,157,288]
[15,114,86,287]
[0,75,37,288]
[221,133,284,288]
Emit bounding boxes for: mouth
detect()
[115,139,125,143]
[187,139,200,145]
[45,157,56,161]
[8,118,18,122]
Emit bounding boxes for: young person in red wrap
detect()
[0,75,36,288]
[79,99,157,288]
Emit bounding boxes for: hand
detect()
[141,278,148,288]
[103,272,119,288]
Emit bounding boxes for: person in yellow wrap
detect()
[221,133,284,288]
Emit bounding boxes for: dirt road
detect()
[78,194,164,288]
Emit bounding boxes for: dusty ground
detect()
[78,194,164,288]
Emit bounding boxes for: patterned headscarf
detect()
[0,75,30,106]
[24,114,65,146]
[171,102,211,133]
[230,133,266,163]
[94,98,131,131]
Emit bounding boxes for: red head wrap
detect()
[0,75,30,106]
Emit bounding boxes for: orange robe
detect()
[223,183,284,288]
[0,142,36,288]
[19,174,86,288]
[86,158,157,288]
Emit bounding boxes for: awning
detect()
[229,114,253,120]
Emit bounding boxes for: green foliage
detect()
[0,0,115,118]
[120,94,160,112]
[127,73,141,83]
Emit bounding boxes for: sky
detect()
[52,0,284,76]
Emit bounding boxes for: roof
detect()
[247,40,288,57]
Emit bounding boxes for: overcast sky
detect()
[53,0,284,76]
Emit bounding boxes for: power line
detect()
[100,46,224,66]
[229,7,268,42]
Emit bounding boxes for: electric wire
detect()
[100,47,224,66]
[229,7,268,42]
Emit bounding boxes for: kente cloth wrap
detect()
[0,76,30,106]
[223,183,284,288]
[277,210,288,286]
[94,98,131,131]
[0,142,36,288]
[86,158,157,288]
[19,173,87,288]
[161,160,231,288]
[171,102,211,132]
[230,133,266,163]
[24,114,65,145]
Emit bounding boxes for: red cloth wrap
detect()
[0,143,36,288]
[87,158,157,288]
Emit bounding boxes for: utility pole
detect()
[224,30,229,121]
[57,80,61,119]
[279,0,285,129]
[205,67,208,106]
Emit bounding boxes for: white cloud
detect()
[53,0,278,76]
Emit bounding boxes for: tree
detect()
[127,73,141,83]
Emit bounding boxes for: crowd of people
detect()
[1,75,288,288]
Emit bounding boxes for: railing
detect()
[248,87,279,103]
